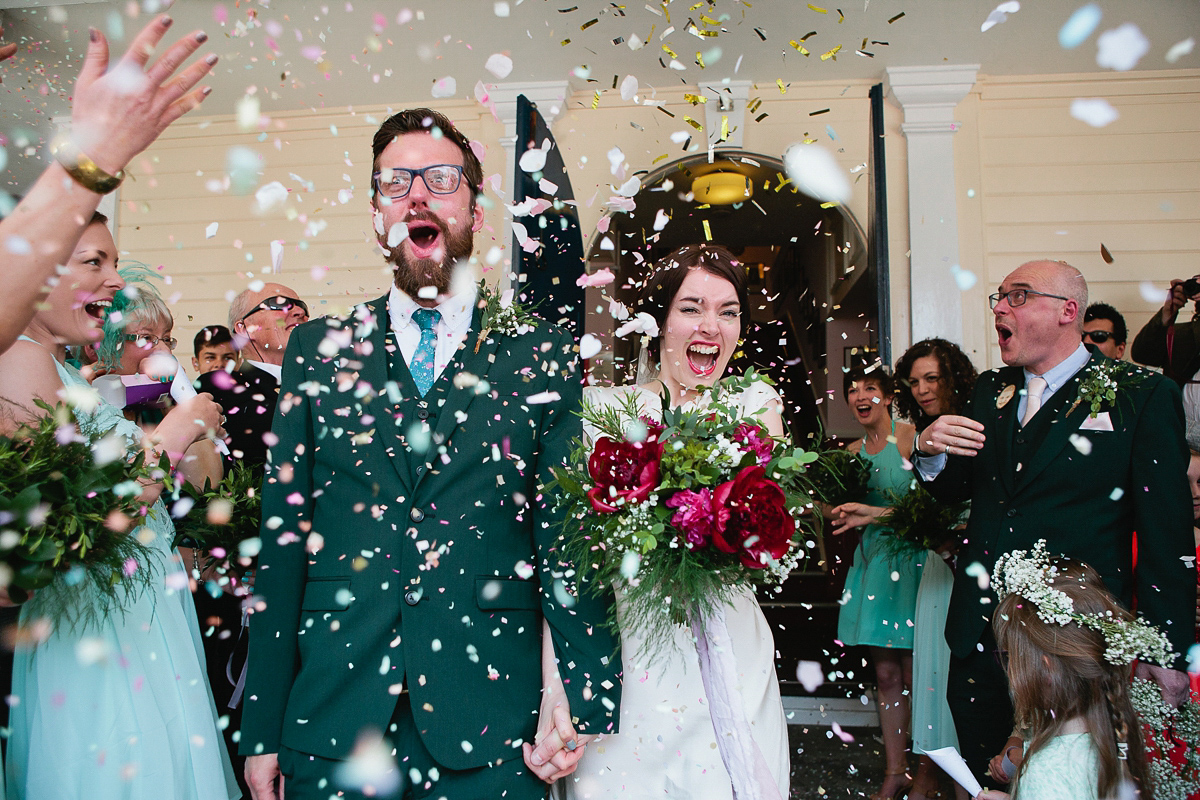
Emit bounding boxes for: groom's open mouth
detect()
[686,342,720,376]
[406,219,444,260]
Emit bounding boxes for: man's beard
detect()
[384,211,475,298]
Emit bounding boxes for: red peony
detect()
[732,423,774,466]
[710,465,795,569]
[586,435,664,512]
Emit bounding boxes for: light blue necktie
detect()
[410,308,441,397]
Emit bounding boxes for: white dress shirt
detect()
[387,284,477,384]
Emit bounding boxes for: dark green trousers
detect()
[278,695,548,800]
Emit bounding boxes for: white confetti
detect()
[783,143,851,206]
[653,208,670,231]
[579,334,603,360]
[518,147,547,174]
[493,2,509,17]
[619,550,641,581]
[1059,3,1102,49]
[796,660,825,692]
[607,146,625,177]
[980,1,1020,33]
[254,181,289,213]
[615,312,659,339]
[614,177,641,197]
[951,265,978,290]
[485,53,513,78]
[1109,487,1125,501]
[387,222,410,247]
[1069,433,1093,455]
[431,76,457,98]
[619,74,639,101]
[5,235,31,255]
[1166,38,1195,64]
[1139,281,1168,305]
[525,391,561,405]
[1070,97,1119,127]
[1096,23,1150,71]
[964,561,990,590]
[335,731,400,795]
[236,93,260,131]
[205,222,219,239]
[75,637,111,666]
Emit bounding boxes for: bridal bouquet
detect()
[879,486,969,558]
[0,401,157,626]
[553,371,820,653]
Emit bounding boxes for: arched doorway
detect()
[581,150,877,698]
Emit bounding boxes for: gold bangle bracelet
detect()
[50,136,125,195]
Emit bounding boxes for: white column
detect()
[884,65,978,345]
[487,81,571,287]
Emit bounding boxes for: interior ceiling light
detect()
[692,172,753,205]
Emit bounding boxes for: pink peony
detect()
[733,423,774,466]
[665,488,717,548]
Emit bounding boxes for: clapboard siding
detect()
[958,70,1200,370]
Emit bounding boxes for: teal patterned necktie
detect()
[410,308,441,397]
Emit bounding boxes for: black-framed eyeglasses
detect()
[124,333,178,351]
[988,288,1070,309]
[1083,330,1118,345]
[372,164,464,199]
[239,296,309,324]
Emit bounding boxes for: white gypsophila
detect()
[992,540,1177,667]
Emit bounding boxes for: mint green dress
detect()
[1014,734,1099,800]
[835,428,922,649]
[6,348,238,799]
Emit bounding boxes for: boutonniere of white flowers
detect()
[1068,360,1148,419]
[475,279,539,353]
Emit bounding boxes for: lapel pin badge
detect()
[996,384,1016,410]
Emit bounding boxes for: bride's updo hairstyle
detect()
[636,243,749,365]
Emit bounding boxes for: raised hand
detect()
[68,13,217,175]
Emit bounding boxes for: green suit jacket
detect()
[922,350,1196,669]
[239,294,621,769]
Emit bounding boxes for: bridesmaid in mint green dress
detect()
[0,218,238,799]
[829,366,922,800]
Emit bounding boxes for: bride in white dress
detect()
[560,244,790,799]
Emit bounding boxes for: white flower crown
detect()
[991,540,1176,668]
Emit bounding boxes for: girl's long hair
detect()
[993,559,1151,798]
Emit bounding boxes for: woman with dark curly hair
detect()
[894,338,978,800]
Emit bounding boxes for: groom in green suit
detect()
[915,260,1195,785]
[240,108,621,799]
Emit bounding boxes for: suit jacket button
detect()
[1006,508,1017,518]
[410,507,425,523]
[404,590,420,606]
[417,409,430,420]
[1016,436,1025,445]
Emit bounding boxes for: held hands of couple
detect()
[918,414,986,459]
[523,666,594,783]
[244,753,282,800]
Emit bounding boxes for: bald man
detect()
[913,260,1195,785]
[199,283,309,468]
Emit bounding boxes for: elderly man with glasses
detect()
[197,282,309,468]
[908,259,1195,787]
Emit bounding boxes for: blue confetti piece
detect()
[1059,4,1102,49]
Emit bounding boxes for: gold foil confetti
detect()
[684,93,707,105]
[592,91,601,109]
[808,4,827,12]
[702,219,712,240]
[777,78,787,93]
[821,45,842,60]
[663,44,677,58]
[683,115,703,131]
[581,18,599,29]
[790,40,810,55]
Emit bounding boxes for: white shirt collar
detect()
[387,283,477,336]
[246,360,282,380]
[1023,343,1090,392]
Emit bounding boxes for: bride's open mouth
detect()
[686,342,720,376]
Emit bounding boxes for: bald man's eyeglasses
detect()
[988,289,1069,309]
[240,296,309,324]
